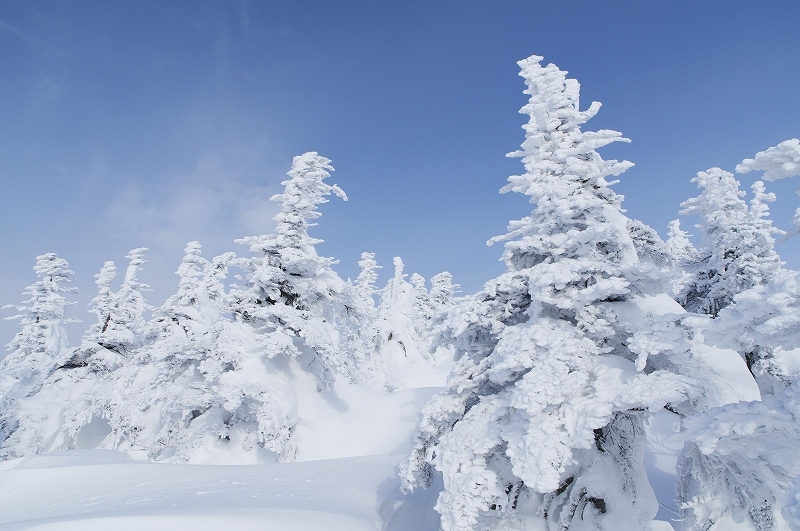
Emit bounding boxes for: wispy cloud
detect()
[104,154,284,259]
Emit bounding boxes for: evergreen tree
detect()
[230,152,364,386]
[400,55,695,531]
[429,272,458,308]
[665,219,699,297]
[410,273,433,327]
[1,254,76,381]
[736,138,800,237]
[675,150,800,530]
[0,254,76,455]
[355,251,381,307]
[678,169,782,317]
[66,243,240,461]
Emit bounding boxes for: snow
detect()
[0,445,686,531]
[3,56,797,531]
[0,451,406,530]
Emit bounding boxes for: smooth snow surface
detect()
[0,449,684,530]
[0,451,418,530]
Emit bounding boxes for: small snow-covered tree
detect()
[737,138,800,237]
[665,219,699,297]
[400,55,696,531]
[678,169,782,317]
[67,249,151,373]
[66,242,241,461]
[355,252,381,307]
[429,272,458,308]
[1,254,76,381]
[370,257,436,388]
[0,254,76,455]
[410,273,433,327]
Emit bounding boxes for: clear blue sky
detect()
[1,1,799,343]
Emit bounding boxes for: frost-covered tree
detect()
[678,169,782,317]
[64,243,244,461]
[678,380,800,531]
[1,254,76,381]
[429,272,458,308]
[355,252,381,307]
[66,249,152,373]
[230,152,365,386]
[369,257,437,389]
[410,273,433,327]
[676,168,797,530]
[737,138,800,237]
[665,219,699,298]
[400,55,695,531]
[0,254,76,455]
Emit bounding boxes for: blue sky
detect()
[1,1,799,342]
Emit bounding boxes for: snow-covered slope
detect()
[0,451,424,530]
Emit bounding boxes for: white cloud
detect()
[104,154,283,258]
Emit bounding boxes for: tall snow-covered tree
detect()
[678,169,782,317]
[0,254,76,455]
[230,152,365,385]
[674,146,800,530]
[400,55,695,531]
[355,251,381,307]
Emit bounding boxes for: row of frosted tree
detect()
[3,54,800,530]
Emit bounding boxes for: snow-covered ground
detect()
[0,405,700,531]
[1,446,686,531]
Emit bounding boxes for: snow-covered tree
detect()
[230,152,365,386]
[355,252,381,306]
[0,254,76,455]
[675,169,796,530]
[678,379,800,531]
[1,254,77,381]
[368,257,439,389]
[63,243,243,462]
[737,138,800,237]
[665,219,699,297]
[400,55,696,531]
[678,168,782,317]
[410,273,433,327]
[429,272,458,308]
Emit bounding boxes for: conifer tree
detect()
[400,55,695,531]
[737,138,800,237]
[67,242,239,461]
[0,254,76,455]
[429,272,458,308]
[410,273,433,327]
[665,219,699,298]
[1,254,76,380]
[355,251,381,307]
[230,152,364,386]
[678,169,782,317]
[675,146,800,530]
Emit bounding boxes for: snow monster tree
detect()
[400,55,696,531]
